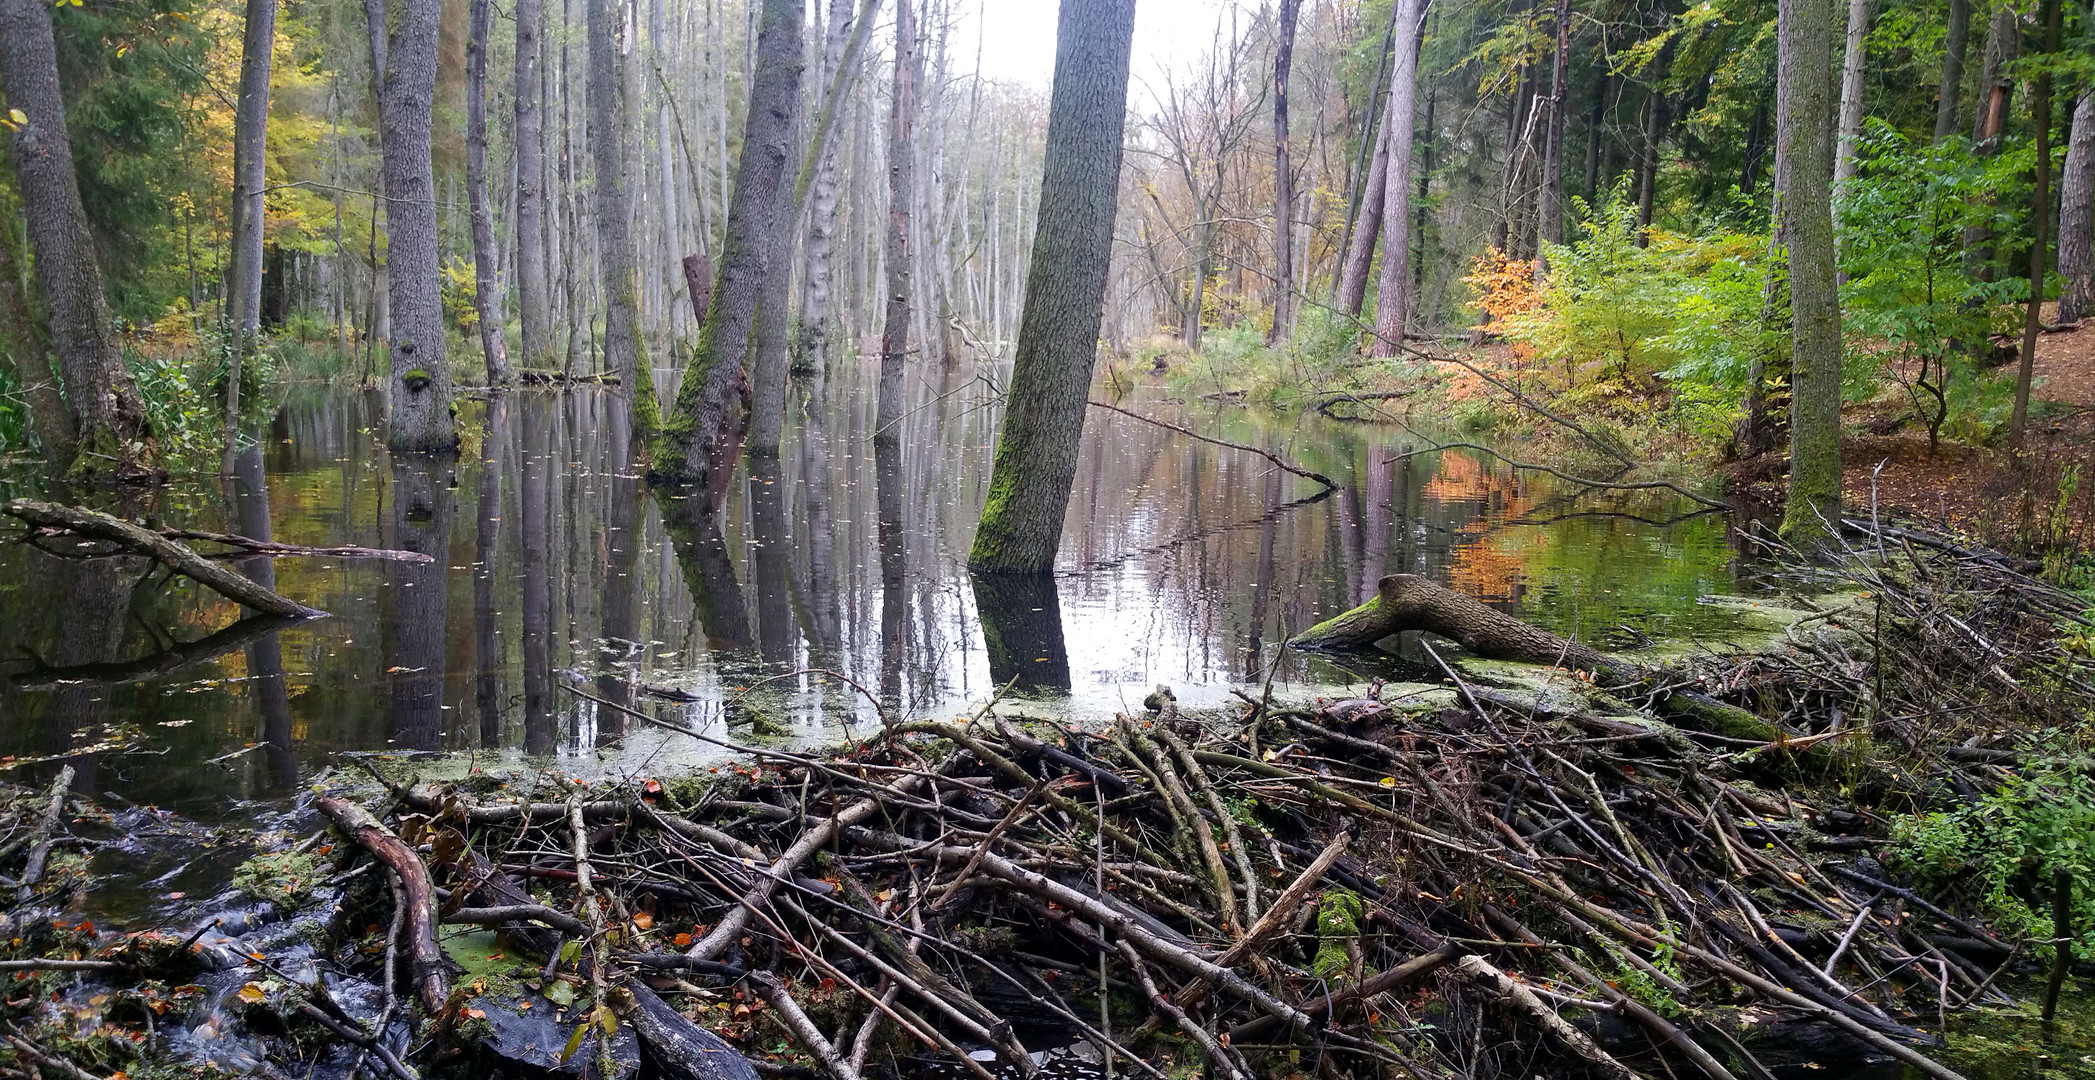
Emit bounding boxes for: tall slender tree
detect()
[222,0,277,470]
[656,0,802,485]
[513,0,551,368]
[874,0,918,444]
[967,0,1136,574]
[1934,0,1970,140]
[1337,119,1389,316]
[2010,0,2061,446]
[588,0,652,429]
[1266,0,1301,343]
[1369,0,1428,357]
[0,210,72,466]
[467,0,512,386]
[1777,0,1842,544]
[1536,0,1571,269]
[376,0,455,450]
[1833,0,1869,189]
[0,0,156,476]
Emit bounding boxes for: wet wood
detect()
[313,792,447,1012]
[5,499,325,617]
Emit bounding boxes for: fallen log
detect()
[5,499,325,618]
[625,981,761,1080]
[314,793,447,1013]
[159,528,433,563]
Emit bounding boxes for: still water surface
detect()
[0,364,1746,816]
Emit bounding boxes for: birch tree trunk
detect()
[1369,0,1428,358]
[513,0,553,368]
[801,0,858,374]
[1934,0,1969,141]
[1777,0,1842,545]
[0,0,155,476]
[588,0,653,429]
[873,0,918,446]
[966,0,1135,574]
[1833,0,1869,190]
[2060,23,2094,324]
[378,0,456,450]
[223,0,277,471]
[1536,0,1571,270]
[1266,0,1301,344]
[467,0,513,386]
[657,0,802,485]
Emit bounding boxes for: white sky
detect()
[946,0,1242,93]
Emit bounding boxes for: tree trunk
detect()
[966,0,1135,573]
[747,116,798,454]
[1331,2,1395,310]
[1536,0,1571,271]
[1369,0,1428,357]
[1266,0,1301,344]
[0,0,156,476]
[657,0,801,485]
[588,0,654,430]
[800,0,867,374]
[1777,0,1842,546]
[873,0,917,445]
[1634,39,1675,246]
[2010,0,2060,446]
[0,212,72,466]
[1337,119,1389,317]
[1934,0,1969,141]
[2059,27,2094,324]
[1833,0,1869,191]
[1973,2,2017,147]
[467,0,513,387]
[223,0,277,472]
[1585,70,1612,201]
[514,0,553,368]
[378,0,456,450]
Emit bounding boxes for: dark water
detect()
[0,363,1747,817]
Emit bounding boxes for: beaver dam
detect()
[3,515,2093,1080]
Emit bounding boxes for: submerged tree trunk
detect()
[0,0,156,476]
[967,0,1136,573]
[656,0,802,484]
[1777,0,1842,545]
[1934,0,1969,141]
[2060,30,2094,325]
[1536,0,1571,269]
[467,0,513,387]
[874,0,918,446]
[1369,0,1428,357]
[2010,0,2060,446]
[588,0,653,429]
[223,0,277,471]
[1266,0,1301,344]
[378,0,456,450]
[513,0,551,369]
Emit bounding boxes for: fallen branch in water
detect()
[5,500,325,618]
[159,528,433,563]
[313,793,447,1012]
[1087,399,1338,490]
[1385,441,1731,510]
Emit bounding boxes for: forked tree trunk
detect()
[1266,0,1301,344]
[800,0,862,373]
[0,0,156,476]
[2060,19,2094,325]
[378,0,456,450]
[513,0,553,368]
[467,0,513,386]
[1369,0,1428,357]
[1777,0,1842,545]
[966,0,1136,574]
[656,0,802,484]
[1337,119,1389,317]
[588,0,653,428]
[747,121,798,454]
[1934,0,1969,141]
[223,0,277,471]
[873,0,917,445]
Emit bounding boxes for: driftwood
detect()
[5,499,325,618]
[313,793,447,1012]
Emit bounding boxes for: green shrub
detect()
[1891,764,2095,960]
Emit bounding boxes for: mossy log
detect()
[1291,574,1780,741]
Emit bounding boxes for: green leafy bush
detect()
[1892,764,2095,959]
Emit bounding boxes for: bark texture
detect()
[1777,0,1843,544]
[1369,0,1428,356]
[1266,0,1301,343]
[1833,0,1869,190]
[512,0,552,368]
[0,0,156,476]
[800,0,858,374]
[378,0,456,450]
[873,0,918,446]
[1536,0,1571,263]
[1934,0,1969,141]
[0,214,72,466]
[2061,51,2094,324]
[2010,0,2060,446]
[1337,118,1389,317]
[657,0,802,484]
[1290,573,1610,671]
[224,0,278,466]
[467,0,513,386]
[3,500,323,617]
[588,0,652,428]
[966,0,1136,573]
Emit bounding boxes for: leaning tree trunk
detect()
[2010,0,2060,447]
[588,0,654,430]
[1337,119,1389,318]
[966,0,1136,574]
[873,0,918,446]
[223,0,277,472]
[0,212,73,466]
[378,0,456,451]
[467,0,513,387]
[1934,0,1969,141]
[2059,24,2094,325]
[1535,0,1571,271]
[1368,0,1428,358]
[656,0,801,485]
[512,0,552,368]
[1777,0,1842,546]
[0,0,156,477]
[1265,0,1301,345]
[1833,0,1869,192]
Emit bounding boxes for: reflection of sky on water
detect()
[0,363,1747,815]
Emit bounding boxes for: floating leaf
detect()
[236,983,266,1005]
